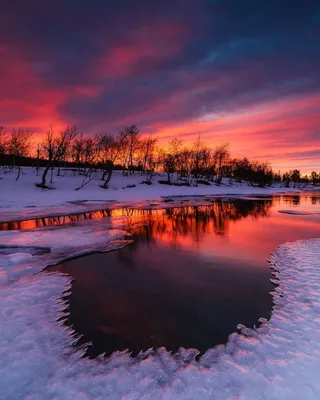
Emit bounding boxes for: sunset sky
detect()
[1,0,319,173]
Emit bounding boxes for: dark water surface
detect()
[46,192,320,357]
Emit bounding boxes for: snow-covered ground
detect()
[0,167,315,221]
[0,222,319,399]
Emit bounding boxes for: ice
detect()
[0,219,130,285]
[278,209,318,215]
[0,245,51,255]
[0,227,319,398]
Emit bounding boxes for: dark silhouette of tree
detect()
[0,126,8,168]
[96,130,129,189]
[232,158,252,182]
[1,122,316,191]
[38,125,78,188]
[163,154,176,183]
[290,169,301,184]
[282,172,291,187]
[213,143,230,183]
[8,128,33,180]
[310,171,319,186]
[120,125,140,175]
[137,135,158,175]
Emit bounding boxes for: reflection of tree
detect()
[311,196,320,205]
[274,193,320,207]
[282,195,300,206]
[0,209,112,230]
[124,199,272,246]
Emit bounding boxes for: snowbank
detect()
[0,215,134,287]
[0,168,315,221]
[0,228,319,398]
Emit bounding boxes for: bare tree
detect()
[213,143,230,183]
[74,137,98,190]
[161,137,184,183]
[0,126,8,163]
[8,128,33,180]
[282,172,291,188]
[2,122,293,190]
[169,137,183,156]
[191,134,211,180]
[0,126,8,153]
[0,126,9,174]
[310,171,319,186]
[71,134,85,165]
[176,148,192,182]
[290,169,301,184]
[162,153,176,183]
[191,134,202,179]
[137,135,158,174]
[121,125,140,175]
[38,125,78,188]
[96,131,128,189]
[83,137,96,165]
[138,136,158,184]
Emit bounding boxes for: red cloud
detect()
[92,22,187,78]
[0,45,68,133]
[149,93,320,173]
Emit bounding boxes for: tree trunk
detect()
[102,169,113,188]
[41,165,51,187]
[15,166,21,181]
[50,167,54,183]
[101,162,114,189]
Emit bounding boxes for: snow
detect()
[0,221,320,398]
[0,167,316,222]
[0,220,131,284]
[278,210,319,215]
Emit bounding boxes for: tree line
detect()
[0,124,319,189]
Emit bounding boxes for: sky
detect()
[1,0,319,173]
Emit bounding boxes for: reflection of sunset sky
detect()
[112,194,320,264]
[45,192,320,355]
[139,210,320,264]
[1,1,319,173]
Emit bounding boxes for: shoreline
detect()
[0,183,318,224]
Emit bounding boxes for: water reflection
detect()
[0,210,112,231]
[1,192,319,231]
[0,200,270,232]
[45,192,320,358]
[118,200,272,246]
